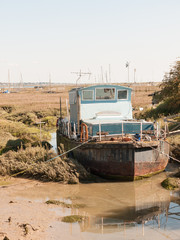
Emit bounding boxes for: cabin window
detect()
[82,90,93,100]
[95,88,115,100]
[118,90,128,100]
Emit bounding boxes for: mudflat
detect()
[0,178,63,240]
[0,172,180,240]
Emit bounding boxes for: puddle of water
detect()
[24,130,180,239]
[11,171,180,240]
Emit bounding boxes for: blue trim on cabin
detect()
[85,122,154,136]
[74,85,132,104]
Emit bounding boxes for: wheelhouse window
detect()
[82,90,93,100]
[96,88,115,100]
[118,90,128,100]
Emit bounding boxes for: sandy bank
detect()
[0,178,70,240]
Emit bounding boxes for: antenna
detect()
[101,66,104,83]
[19,72,23,88]
[109,64,111,83]
[126,61,130,83]
[71,70,91,87]
[134,68,136,83]
[105,71,108,83]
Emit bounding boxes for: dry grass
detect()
[167,135,180,160]
[0,86,68,113]
[131,84,160,109]
[0,83,160,153]
[0,118,51,155]
[0,146,91,183]
[0,84,160,114]
[0,119,50,141]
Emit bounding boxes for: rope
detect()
[164,140,180,150]
[148,142,180,163]
[45,139,92,163]
[1,137,180,182]
[1,138,92,179]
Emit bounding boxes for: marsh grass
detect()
[0,89,67,113]
[161,177,179,190]
[167,135,180,160]
[41,116,57,128]
[61,215,87,223]
[0,119,50,143]
[45,200,86,208]
[3,109,60,127]
[0,146,91,183]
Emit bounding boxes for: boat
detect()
[56,84,169,180]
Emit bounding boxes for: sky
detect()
[0,0,180,84]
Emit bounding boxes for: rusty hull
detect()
[57,131,169,180]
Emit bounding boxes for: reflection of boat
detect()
[74,175,171,234]
[13,174,174,235]
[57,84,169,180]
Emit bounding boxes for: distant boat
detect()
[3,90,10,94]
[57,84,169,180]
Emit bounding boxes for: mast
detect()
[8,69,10,91]
[49,73,51,92]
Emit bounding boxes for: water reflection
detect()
[47,133,179,234]
[12,172,180,237]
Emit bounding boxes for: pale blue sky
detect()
[0,0,180,84]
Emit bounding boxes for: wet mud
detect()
[0,168,179,239]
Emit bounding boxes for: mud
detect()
[0,169,180,239]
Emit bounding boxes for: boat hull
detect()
[57,131,169,181]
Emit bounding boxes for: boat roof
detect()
[69,84,132,93]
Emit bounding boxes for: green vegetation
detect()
[41,116,57,128]
[161,177,179,190]
[0,119,51,154]
[0,119,50,140]
[134,169,165,180]
[3,108,59,127]
[154,61,180,104]
[61,215,86,223]
[0,106,59,154]
[137,60,180,119]
[45,200,86,208]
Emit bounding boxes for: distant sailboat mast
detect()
[8,69,10,91]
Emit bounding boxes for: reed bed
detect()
[0,146,91,183]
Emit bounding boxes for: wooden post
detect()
[60,97,62,119]
[36,122,45,141]
[77,92,80,135]
[101,217,103,234]
[66,99,70,137]
[156,122,159,140]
